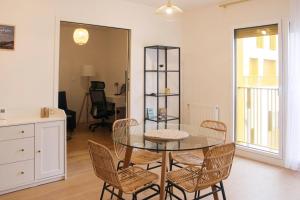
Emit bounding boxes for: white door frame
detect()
[231,18,288,167]
[53,17,132,118]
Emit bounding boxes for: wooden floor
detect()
[1,125,300,200]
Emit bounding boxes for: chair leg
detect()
[181,188,187,200]
[220,181,227,200]
[110,187,115,200]
[146,164,150,170]
[194,190,200,199]
[132,193,137,200]
[165,182,169,200]
[165,182,173,200]
[194,191,198,199]
[100,182,106,200]
[169,153,173,171]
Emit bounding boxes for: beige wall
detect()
[59,23,127,122]
[0,0,182,122]
[182,0,289,140]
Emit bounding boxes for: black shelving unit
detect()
[144,45,181,130]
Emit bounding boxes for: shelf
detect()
[145,116,180,122]
[144,45,180,128]
[145,93,180,97]
[145,70,179,73]
[145,45,179,50]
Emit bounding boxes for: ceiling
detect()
[123,0,221,10]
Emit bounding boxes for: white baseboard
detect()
[0,175,65,196]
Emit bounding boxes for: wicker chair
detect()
[169,120,227,170]
[113,119,162,170]
[166,143,235,200]
[88,140,160,200]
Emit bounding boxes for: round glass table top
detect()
[113,124,225,151]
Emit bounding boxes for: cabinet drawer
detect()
[0,160,34,190]
[0,124,34,141]
[0,138,34,165]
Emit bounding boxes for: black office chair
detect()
[58,91,76,133]
[89,81,115,132]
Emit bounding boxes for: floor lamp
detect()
[77,65,95,126]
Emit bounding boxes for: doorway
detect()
[58,21,130,135]
[234,24,282,156]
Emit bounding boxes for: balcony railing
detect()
[236,86,279,153]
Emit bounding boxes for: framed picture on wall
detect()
[0,25,15,50]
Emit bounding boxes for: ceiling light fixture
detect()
[156,0,183,16]
[261,30,267,35]
[73,28,89,45]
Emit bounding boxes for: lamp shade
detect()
[156,0,183,16]
[73,28,89,45]
[81,65,95,77]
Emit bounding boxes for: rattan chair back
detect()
[196,143,235,190]
[112,118,139,160]
[88,140,121,189]
[200,120,227,141]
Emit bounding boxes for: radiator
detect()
[186,104,220,126]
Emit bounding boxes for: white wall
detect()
[182,0,289,140]
[0,0,182,121]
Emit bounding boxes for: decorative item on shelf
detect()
[73,28,89,45]
[0,25,15,50]
[40,107,50,118]
[146,108,155,119]
[158,108,167,119]
[114,82,119,95]
[49,108,55,115]
[164,88,171,95]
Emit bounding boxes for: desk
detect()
[106,95,126,120]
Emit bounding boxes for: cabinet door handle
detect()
[20,171,24,175]
[20,130,25,133]
[20,149,25,152]
[37,150,41,153]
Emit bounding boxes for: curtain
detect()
[285,0,300,170]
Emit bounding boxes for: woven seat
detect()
[170,120,227,169]
[166,143,236,200]
[130,149,162,165]
[171,151,204,166]
[113,119,161,169]
[118,166,158,193]
[88,140,160,200]
[167,166,201,192]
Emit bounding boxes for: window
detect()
[235,24,280,154]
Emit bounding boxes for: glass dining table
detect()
[113,123,225,200]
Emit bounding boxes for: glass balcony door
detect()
[235,24,281,154]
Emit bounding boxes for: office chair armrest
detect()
[107,102,115,111]
[66,109,76,117]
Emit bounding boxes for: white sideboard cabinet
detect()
[0,109,66,195]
